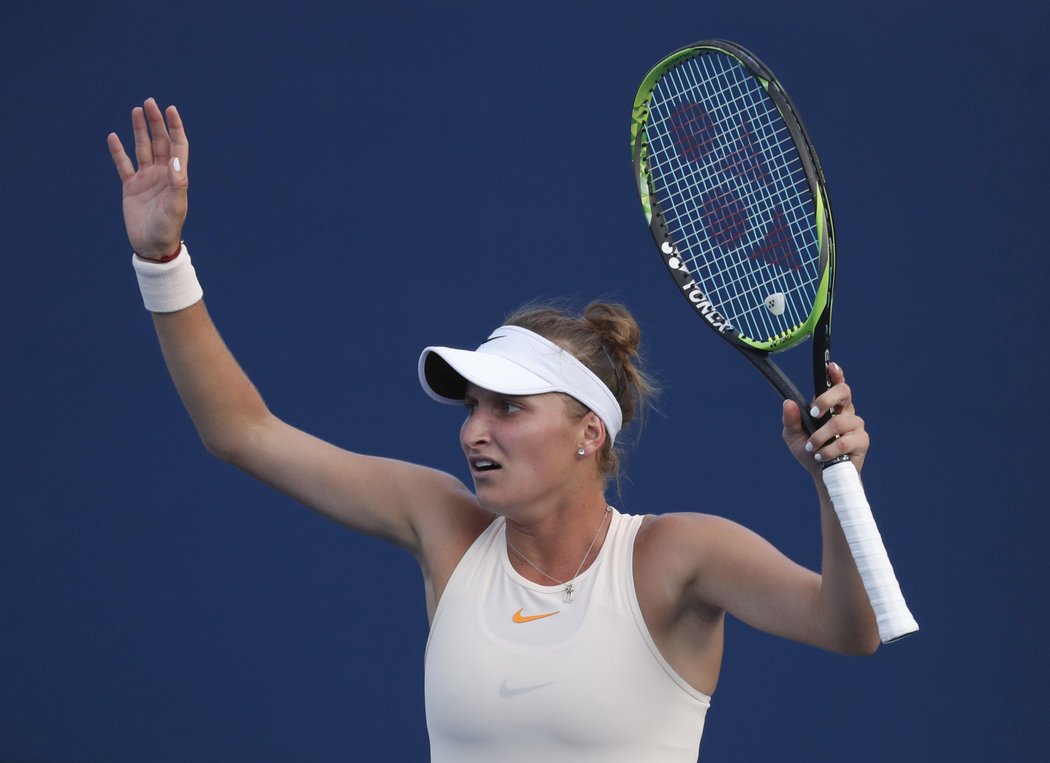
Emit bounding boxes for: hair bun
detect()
[504,298,659,487]
[582,302,642,360]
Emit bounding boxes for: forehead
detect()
[464,383,586,416]
[464,383,532,401]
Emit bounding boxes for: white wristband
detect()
[131,244,204,313]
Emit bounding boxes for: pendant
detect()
[563,582,575,603]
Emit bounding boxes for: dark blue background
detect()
[3,1,1047,760]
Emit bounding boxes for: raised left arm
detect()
[659,363,880,656]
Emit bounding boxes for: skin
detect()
[109,99,879,701]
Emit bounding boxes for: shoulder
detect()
[635,511,750,559]
[633,511,772,606]
[410,472,495,607]
[633,513,728,595]
[412,469,494,552]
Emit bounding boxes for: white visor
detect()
[419,325,623,443]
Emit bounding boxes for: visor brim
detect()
[419,347,558,405]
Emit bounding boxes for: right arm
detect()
[109,99,488,562]
[151,300,475,549]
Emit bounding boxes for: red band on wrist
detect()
[135,242,183,264]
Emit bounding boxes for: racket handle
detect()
[821,460,919,643]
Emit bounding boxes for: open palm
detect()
[107,98,189,259]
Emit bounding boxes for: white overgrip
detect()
[822,460,919,643]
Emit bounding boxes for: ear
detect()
[577,411,607,457]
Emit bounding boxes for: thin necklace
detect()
[506,505,613,603]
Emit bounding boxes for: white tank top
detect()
[425,510,711,762]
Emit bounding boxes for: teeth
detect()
[474,460,499,471]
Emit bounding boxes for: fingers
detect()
[145,97,173,163]
[166,149,188,192]
[805,410,867,462]
[802,361,869,465]
[131,104,152,167]
[809,362,852,419]
[781,399,804,434]
[165,105,188,153]
[107,131,135,182]
[119,98,185,174]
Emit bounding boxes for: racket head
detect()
[631,41,836,364]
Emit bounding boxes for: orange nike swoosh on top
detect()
[512,608,559,623]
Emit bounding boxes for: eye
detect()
[463,399,478,415]
[498,400,523,415]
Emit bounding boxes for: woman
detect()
[108,98,879,761]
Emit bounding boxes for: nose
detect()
[460,408,491,450]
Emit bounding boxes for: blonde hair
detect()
[504,300,659,487]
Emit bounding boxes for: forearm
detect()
[814,471,880,654]
[152,301,271,460]
[111,104,273,469]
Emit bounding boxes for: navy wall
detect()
[2,2,1046,760]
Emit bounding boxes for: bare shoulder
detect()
[634,512,736,606]
[637,509,825,645]
[412,467,494,553]
[406,468,494,616]
[636,511,751,565]
[633,511,780,609]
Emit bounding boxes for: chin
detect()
[471,484,527,518]
[473,490,510,516]
[470,481,499,508]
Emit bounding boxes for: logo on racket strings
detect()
[668,102,804,272]
[661,242,732,333]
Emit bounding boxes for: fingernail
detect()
[810,405,820,418]
[814,453,823,462]
[172,157,181,173]
[804,441,814,453]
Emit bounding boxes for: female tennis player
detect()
[108,98,879,762]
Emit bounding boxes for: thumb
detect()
[167,156,188,189]
[165,156,189,231]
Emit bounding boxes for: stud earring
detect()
[577,447,586,457]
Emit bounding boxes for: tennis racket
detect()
[630,40,917,643]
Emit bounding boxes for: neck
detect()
[504,496,613,584]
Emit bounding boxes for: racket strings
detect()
[654,56,816,315]
[643,52,821,344]
[656,62,814,338]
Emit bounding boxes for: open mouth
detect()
[471,458,502,473]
